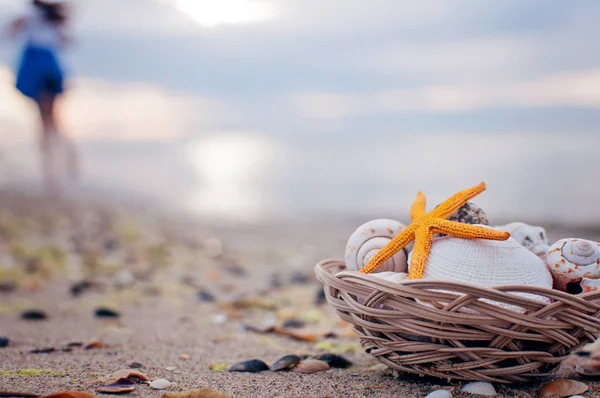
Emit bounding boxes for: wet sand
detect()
[1,191,600,397]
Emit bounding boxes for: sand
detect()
[1,191,600,398]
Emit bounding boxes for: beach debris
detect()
[165,366,176,371]
[30,347,56,354]
[270,355,302,371]
[424,390,452,398]
[69,280,94,297]
[281,319,306,329]
[84,340,109,350]
[20,309,47,321]
[0,392,39,397]
[461,381,496,396]
[42,392,96,398]
[149,379,171,390]
[539,379,588,397]
[228,359,269,373]
[212,313,228,325]
[208,363,229,373]
[197,289,215,302]
[179,354,191,360]
[345,218,408,273]
[315,354,353,369]
[106,369,148,383]
[162,387,232,398]
[0,337,9,347]
[94,307,120,318]
[291,359,330,374]
[128,362,144,369]
[115,270,135,288]
[546,238,600,292]
[96,378,135,394]
[65,342,83,348]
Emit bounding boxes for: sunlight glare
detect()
[173,0,275,28]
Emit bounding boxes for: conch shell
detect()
[345,219,407,273]
[495,222,550,261]
[409,230,553,311]
[546,238,600,292]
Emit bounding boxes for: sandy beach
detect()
[1,191,600,398]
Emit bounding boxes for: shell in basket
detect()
[495,222,550,261]
[581,278,600,293]
[345,219,407,273]
[546,238,600,292]
[408,231,553,311]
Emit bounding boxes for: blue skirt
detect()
[15,45,65,101]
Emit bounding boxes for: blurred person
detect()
[6,0,78,197]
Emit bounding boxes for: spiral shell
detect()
[546,238,600,292]
[495,222,550,260]
[345,219,407,273]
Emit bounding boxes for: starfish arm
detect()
[432,219,510,240]
[429,181,487,219]
[410,192,427,220]
[359,224,417,274]
[407,225,434,280]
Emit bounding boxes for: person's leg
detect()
[37,92,60,197]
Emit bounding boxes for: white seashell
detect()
[370,271,409,284]
[461,381,496,396]
[424,390,452,398]
[345,219,407,273]
[581,277,600,293]
[149,378,171,390]
[409,229,553,312]
[495,222,550,261]
[546,238,600,292]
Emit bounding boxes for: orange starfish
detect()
[359,182,511,279]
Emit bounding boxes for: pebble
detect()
[197,289,215,302]
[290,271,311,285]
[229,359,269,373]
[21,309,47,321]
[128,362,144,369]
[115,270,135,288]
[281,319,306,329]
[314,287,326,305]
[149,378,172,390]
[69,280,94,297]
[212,313,228,325]
[30,347,56,354]
[180,354,191,360]
[316,353,353,368]
[94,307,121,318]
[0,281,17,293]
[270,354,302,371]
[0,336,9,348]
[165,366,176,371]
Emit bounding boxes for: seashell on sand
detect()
[315,353,353,368]
[539,379,588,397]
[106,368,148,383]
[409,230,553,312]
[546,238,600,292]
[270,354,302,371]
[229,359,269,373]
[461,381,496,396]
[42,393,96,398]
[345,219,407,273]
[149,378,171,390]
[424,390,452,398]
[96,378,135,394]
[495,222,550,260]
[291,359,330,374]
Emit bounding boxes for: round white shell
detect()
[345,219,407,273]
[149,378,171,390]
[495,222,550,260]
[546,238,600,292]
[461,381,496,396]
[408,230,553,311]
[424,390,452,398]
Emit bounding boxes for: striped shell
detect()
[495,222,550,261]
[408,230,553,311]
[461,382,496,396]
[546,238,600,292]
[345,219,407,273]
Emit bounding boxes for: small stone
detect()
[212,313,227,325]
[0,336,9,348]
[315,353,353,368]
[70,280,93,297]
[229,359,269,373]
[165,366,176,371]
[128,362,144,369]
[314,287,326,305]
[30,347,56,354]
[270,355,302,371]
[94,307,120,318]
[180,354,191,360]
[290,271,311,285]
[197,289,215,302]
[281,319,306,329]
[96,378,135,394]
[149,378,171,390]
[115,270,135,288]
[0,281,17,293]
[21,309,47,321]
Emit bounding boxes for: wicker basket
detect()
[315,259,600,384]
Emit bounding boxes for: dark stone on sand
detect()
[129,362,144,369]
[281,319,306,329]
[66,342,84,348]
[94,308,120,318]
[314,286,326,305]
[20,309,47,321]
[103,237,120,252]
[197,289,215,302]
[0,337,9,347]
[30,347,56,354]
[270,354,302,371]
[0,281,17,293]
[290,271,311,285]
[316,353,353,368]
[229,359,269,373]
[70,280,93,297]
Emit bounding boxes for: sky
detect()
[0,0,599,224]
